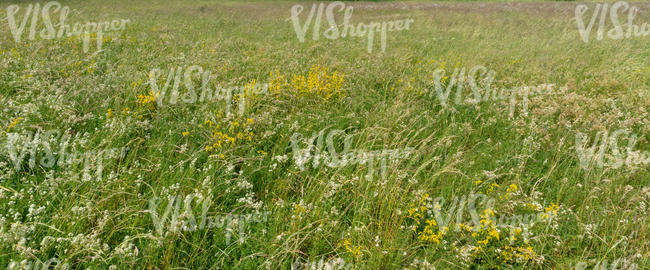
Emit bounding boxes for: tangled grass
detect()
[0,0,648,269]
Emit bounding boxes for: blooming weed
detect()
[406,183,564,268]
[269,65,345,101]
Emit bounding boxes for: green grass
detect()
[0,0,648,269]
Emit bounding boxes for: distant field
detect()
[0,0,648,269]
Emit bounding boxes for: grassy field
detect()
[0,0,649,269]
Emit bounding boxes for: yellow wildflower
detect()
[506,184,518,194]
[6,117,23,132]
[486,183,500,194]
[343,239,362,257]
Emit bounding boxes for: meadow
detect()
[0,0,648,269]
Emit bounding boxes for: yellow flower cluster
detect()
[232,79,265,106]
[342,239,361,258]
[501,184,518,199]
[293,203,306,215]
[437,60,451,83]
[469,209,500,252]
[407,193,429,222]
[407,182,550,267]
[269,65,345,101]
[545,203,559,214]
[6,117,23,133]
[136,91,157,112]
[465,206,538,265]
[268,70,288,96]
[203,118,255,157]
[419,219,447,244]
[407,193,448,244]
[539,203,560,220]
[486,183,500,194]
[500,245,537,263]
